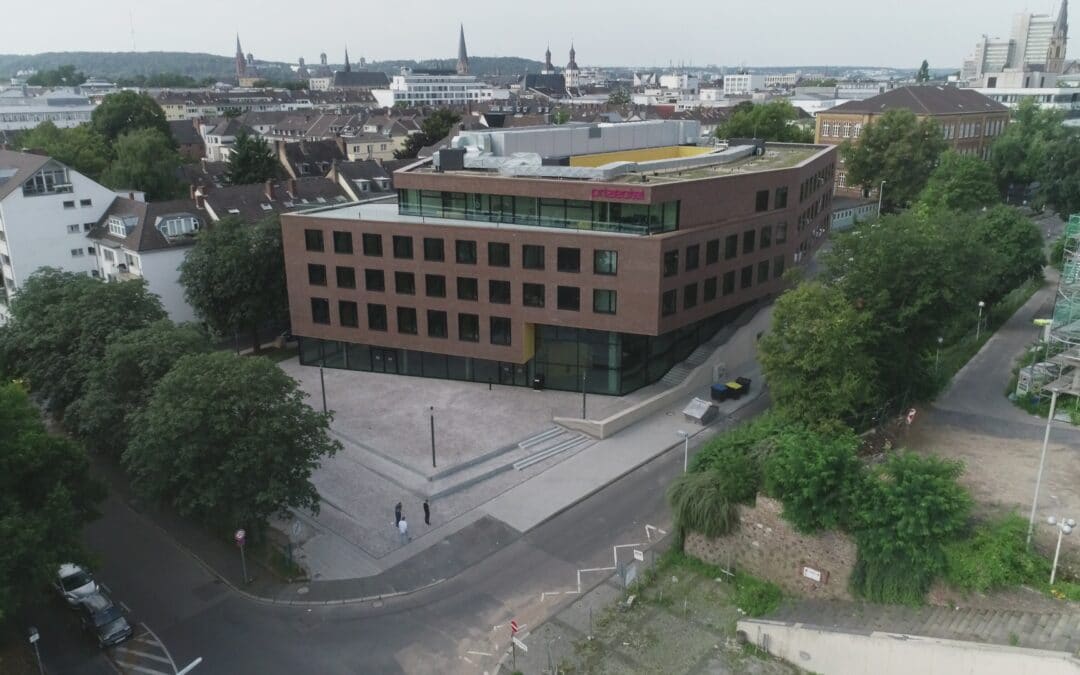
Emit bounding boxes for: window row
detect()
[660,256,787,316]
[799,163,835,202]
[311,300,514,345]
[661,225,787,277]
[753,185,789,213]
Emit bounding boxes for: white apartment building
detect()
[372,69,494,107]
[722,74,765,96]
[763,73,800,89]
[0,150,120,321]
[0,87,97,131]
[972,86,1080,113]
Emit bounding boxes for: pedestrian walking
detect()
[423,499,431,526]
[398,517,410,544]
[394,501,402,527]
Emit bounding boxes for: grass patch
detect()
[253,345,298,363]
[733,572,783,617]
[944,514,1049,593]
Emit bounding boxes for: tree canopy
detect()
[91,90,172,145]
[842,109,947,211]
[123,352,340,531]
[100,128,182,200]
[179,216,288,352]
[716,101,813,143]
[916,60,931,83]
[26,65,86,87]
[16,121,110,180]
[916,150,999,214]
[226,129,279,185]
[1042,129,1080,218]
[990,98,1066,196]
[393,109,462,159]
[0,381,104,621]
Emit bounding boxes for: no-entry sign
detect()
[235,529,246,547]
[510,620,519,635]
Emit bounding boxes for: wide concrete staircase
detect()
[767,599,1080,653]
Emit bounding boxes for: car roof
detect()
[81,592,113,612]
[59,563,87,577]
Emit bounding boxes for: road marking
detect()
[112,660,171,675]
[462,655,474,664]
[138,623,178,673]
[645,524,667,540]
[467,650,493,656]
[113,647,173,664]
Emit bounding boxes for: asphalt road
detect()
[26,396,767,675]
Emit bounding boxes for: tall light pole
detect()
[935,336,944,373]
[581,370,587,419]
[976,300,986,341]
[1028,387,1061,547]
[430,406,436,468]
[877,180,887,214]
[1047,515,1076,585]
[676,430,690,472]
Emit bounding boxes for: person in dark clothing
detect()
[423,499,431,526]
[395,501,402,526]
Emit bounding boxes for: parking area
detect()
[106,623,178,675]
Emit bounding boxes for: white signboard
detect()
[512,637,528,653]
[802,566,822,582]
[633,549,645,562]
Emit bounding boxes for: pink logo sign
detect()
[591,188,646,201]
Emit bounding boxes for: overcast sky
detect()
[0,0,1067,68]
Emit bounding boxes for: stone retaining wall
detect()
[685,495,857,600]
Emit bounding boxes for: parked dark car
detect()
[710,377,752,402]
[77,592,133,648]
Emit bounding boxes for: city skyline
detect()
[0,0,1068,70]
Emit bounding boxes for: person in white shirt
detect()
[398,517,410,544]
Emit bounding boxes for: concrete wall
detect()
[686,496,857,601]
[139,247,198,324]
[739,619,1080,675]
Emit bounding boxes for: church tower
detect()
[1048,0,1069,74]
[456,24,470,75]
[344,47,352,73]
[565,43,580,87]
[543,45,554,74]
[235,34,247,81]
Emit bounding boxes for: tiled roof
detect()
[281,140,346,176]
[331,71,390,89]
[826,86,1009,116]
[202,177,351,222]
[0,148,50,200]
[87,197,205,252]
[335,160,391,183]
[169,120,203,147]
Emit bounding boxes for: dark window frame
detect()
[395,271,415,295]
[362,233,382,257]
[307,263,327,286]
[556,285,580,311]
[455,239,478,265]
[489,279,511,304]
[457,276,479,301]
[556,247,581,273]
[364,268,385,292]
[488,242,510,267]
[392,235,413,259]
[311,297,330,324]
[427,309,448,339]
[335,266,355,288]
[304,229,324,252]
[593,289,617,315]
[333,230,353,254]
[425,274,446,298]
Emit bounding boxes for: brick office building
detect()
[815,86,1010,192]
[281,121,836,395]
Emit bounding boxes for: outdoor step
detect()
[1047,615,1072,647]
[327,428,427,491]
[514,435,593,471]
[518,426,564,450]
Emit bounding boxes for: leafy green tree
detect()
[123,352,340,531]
[842,109,947,211]
[393,108,462,159]
[225,129,279,185]
[916,60,931,83]
[91,90,172,144]
[67,321,210,456]
[551,108,571,125]
[178,217,287,353]
[0,269,166,416]
[759,282,880,427]
[100,128,182,200]
[991,98,1066,195]
[0,381,105,620]
[26,65,86,87]
[764,427,864,533]
[716,101,813,142]
[16,121,110,180]
[1042,129,1080,218]
[969,206,1046,302]
[607,88,631,106]
[916,150,999,214]
[850,453,971,604]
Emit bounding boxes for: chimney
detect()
[287,178,297,198]
[264,179,274,201]
[194,189,205,210]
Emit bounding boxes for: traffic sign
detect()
[510,619,519,635]
[235,529,246,547]
[512,636,528,653]
[633,549,645,562]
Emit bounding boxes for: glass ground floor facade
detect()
[298,302,752,396]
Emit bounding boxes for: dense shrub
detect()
[691,412,791,475]
[944,514,1049,593]
[764,428,864,533]
[668,470,742,539]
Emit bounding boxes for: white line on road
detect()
[113,646,173,664]
[138,623,178,673]
[645,524,667,540]
[466,650,493,656]
[462,655,474,664]
[112,659,171,675]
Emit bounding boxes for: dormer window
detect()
[108,215,138,237]
[156,215,200,238]
[22,165,72,196]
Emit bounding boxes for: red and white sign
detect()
[235,529,246,547]
[906,408,917,425]
[510,620,519,635]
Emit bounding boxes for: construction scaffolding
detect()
[1052,214,1080,348]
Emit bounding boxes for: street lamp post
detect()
[935,336,944,373]
[1028,388,1061,547]
[430,406,436,468]
[976,300,986,341]
[877,180,887,214]
[581,370,587,419]
[1047,516,1076,585]
[319,361,327,414]
[676,430,690,472]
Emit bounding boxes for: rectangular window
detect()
[455,239,477,264]
[423,237,444,261]
[685,244,700,271]
[79,198,92,207]
[395,271,415,295]
[490,316,511,345]
[333,231,353,254]
[392,235,413,259]
[311,297,330,324]
[757,260,770,284]
[557,285,580,311]
[63,200,75,209]
[593,249,618,275]
[66,223,80,234]
[336,266,355,288]
[338,300,359,328]
[523,282,545,307]
[305,229,324,252]
[362,233,382,256]
[775,222,788,244]
[489,279,511,304]
[457,276,478,301]
[308,264,327,286]
[458,313,479,342]
[774,186,788,209]
[760,225,772,250]
[725,234,738,260]
[365,268,385,292]
[723,270,735,295]
[593,289,617,315]
[427,310,448,338]
[661,289,677,316]
[488,242,510,267]
[741,265,754,289]
[397,307,417,334]
[705,239,719,265]
[684,283,698,309]
[425,274,446,298]
[557,247,581,273]
[755,189,769,212]
[743,230,755,254]
[773,255,786,279]
[522,244,545,270]
[368,303,388,331]
[663,250,679,277]
[703,276,718,301]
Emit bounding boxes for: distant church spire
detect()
[544,45,553,72]
[567,42,578,71]
[235,34,247,80]
[456,24,470,75]
[1048,0,1069,73]
[344,47,351,73]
